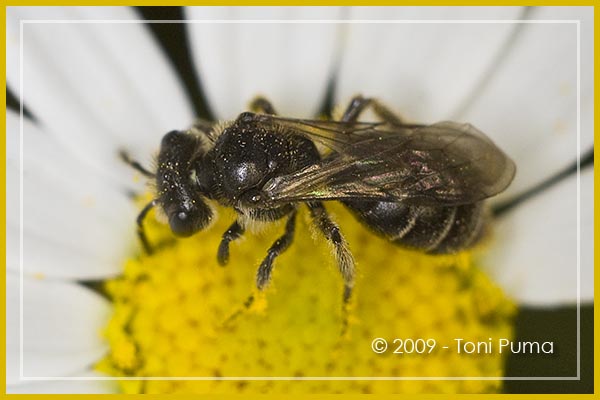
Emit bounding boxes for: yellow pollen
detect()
[97,198,516,394]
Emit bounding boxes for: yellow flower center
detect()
[97,199,515,394]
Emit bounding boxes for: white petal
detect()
[7,274,20,384]
[7,111,20,275]
[459,7,593,201]
[8,227,133,281]
[7,371,117,394]
[6,224,19,275]
[7,274,110,383]
[7,110,136,280]
[185,6,344,119]
[335,7,524,122]
[6,9,20,100]
[8,110,134,225]
[483,167,593,306]
[7,7,194,186]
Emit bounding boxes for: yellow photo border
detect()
[1,3,596,398]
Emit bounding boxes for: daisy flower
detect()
[6,6,593,394]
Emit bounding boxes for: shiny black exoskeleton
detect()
[122,95,516,324]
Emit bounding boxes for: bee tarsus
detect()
[341,94,404,126]
[250,95,278,115]
[217,220,245,266]
[256,208,298,290]
[136,199,157,255]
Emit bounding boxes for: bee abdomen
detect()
[429,202,485,254]
[343,200,485,254]
[396,206,458,251]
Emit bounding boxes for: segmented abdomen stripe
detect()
[462,205,486,248]
[425,206,458,252]
[389,208,419,241]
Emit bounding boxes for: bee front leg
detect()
[137,199,157,254]
[256,209,297,290]
[249,96,278,115]
[307,202,355,334]
[341,95,404,126]
[217,220,245,266]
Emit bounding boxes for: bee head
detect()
[154,129,215,238]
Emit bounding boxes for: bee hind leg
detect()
[307,202,356,335]
[221,210,296,329]
[340,95,404,126]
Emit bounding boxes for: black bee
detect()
[121,95,516,312]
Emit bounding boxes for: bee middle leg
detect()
[256,208,297,290]
[222,209,296,328]
[217,220,245,266]
[341,95,404,126]
[221,292,257,327]
[249,96,278,115]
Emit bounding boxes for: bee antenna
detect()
[119,149,155,178]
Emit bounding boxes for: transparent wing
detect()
[249,114,516,206]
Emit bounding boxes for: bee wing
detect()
[257,116,516,206]
[249,113,397,151]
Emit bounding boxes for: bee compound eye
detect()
[169,211,193,237]
[168,205,212,238]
